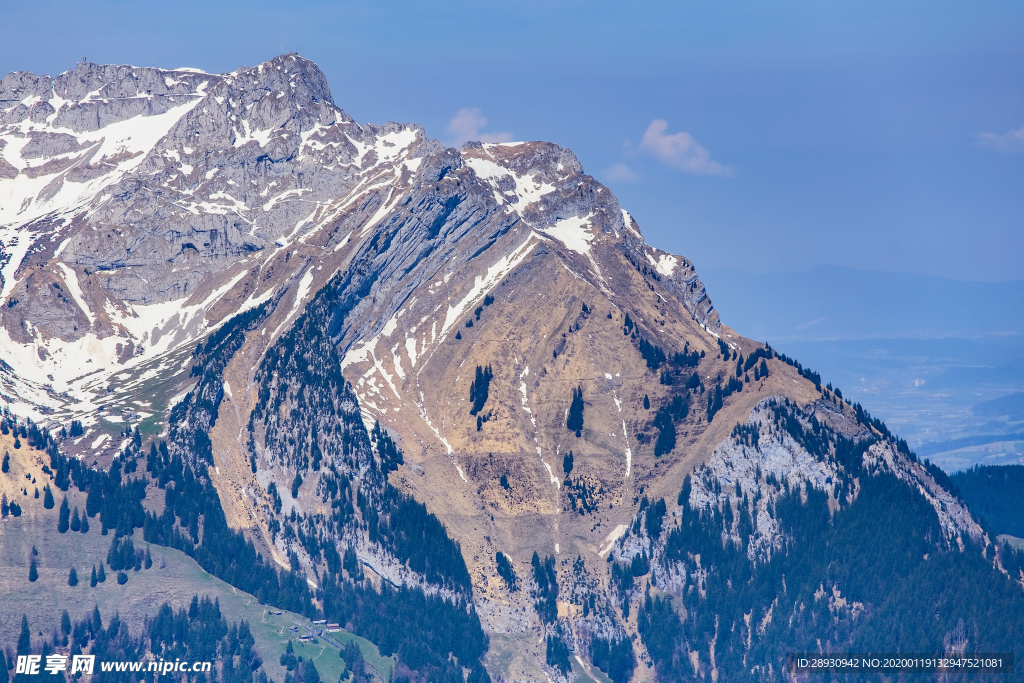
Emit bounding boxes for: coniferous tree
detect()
[469,365,494,416]
[951,464,1024,536]
[643,394,650,410]
[98,563,106,583]
[650,396,689,458]
[531,552,559,623]
[653,406,677,457]
[644,498,667,539]
[1,451,8,473]
[677,475,691,507]
[85,481,101,518]
[591,636,634,683]
[562,451,574,475]
[42,486,54,509]
[566,386,585,437]
[17,615,30,655]
[70,507,81,532]
[280,640,299,671]
[706,383,723,422]
[28,558,38,582]
[546,635,571,675]
[90,566,98,587]
[342,544,359,579]
[340,641,365,680]
[496,551,517,591]
[57,496,69,533]
[68,567,78,587]
[301,659,321,683]
[80,513,89,534]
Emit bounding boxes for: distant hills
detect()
[974,391,1024,420]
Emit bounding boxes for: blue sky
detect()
[3,0,1022,281]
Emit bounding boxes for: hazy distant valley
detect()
[702,266,1024,471]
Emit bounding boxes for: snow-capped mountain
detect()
[1,55,995,682]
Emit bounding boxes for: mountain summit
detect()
[1,56,1018,682]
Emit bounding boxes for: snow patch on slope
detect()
[440,237,536,339]
[541,214,595,256]
[0,94,205,228]
[465,152,556,216]
[0,268,252,422]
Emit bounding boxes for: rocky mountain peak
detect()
[0,54,990,683]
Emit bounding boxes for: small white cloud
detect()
[446,108,513,147]
[639,119,733,177]
[976,125,1024,153]
[603,163,640,183]
[479,131,515,143]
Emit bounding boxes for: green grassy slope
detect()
[0,500,392,682]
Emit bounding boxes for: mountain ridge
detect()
[1,55,1020,683]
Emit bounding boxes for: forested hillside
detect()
[0,295,490,682]
[952,464,1024,538]
[607,398,1024,682]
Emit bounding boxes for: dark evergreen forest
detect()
[9,597,263,683]
[243,257,492,680]
[952,464,1024,538]
[634,400,1024,682]
[1,252,492,682]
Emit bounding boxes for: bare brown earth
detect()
[190,184,831,669]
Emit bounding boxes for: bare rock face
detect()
[0,54,435,423]
[0,55,975,682]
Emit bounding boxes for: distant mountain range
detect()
[975,392,1024,420]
